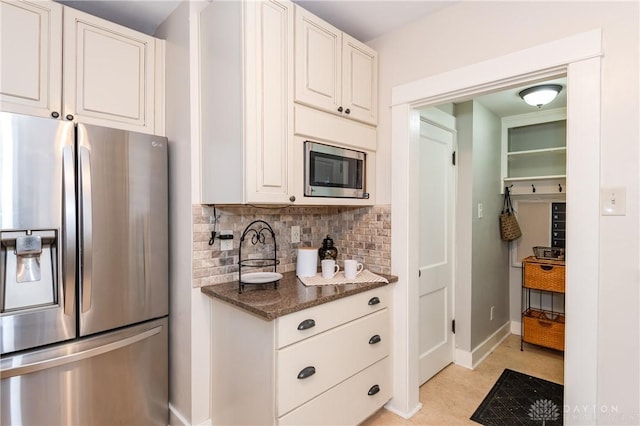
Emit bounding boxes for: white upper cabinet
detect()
[63,7,161,134]
[295,6,377,126]
[0,0,62,118]
[0,0,164,135]
[341,33,378,125]
[199,0,294,204]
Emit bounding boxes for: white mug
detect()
[344,260,364,279]
[321,259,340,279]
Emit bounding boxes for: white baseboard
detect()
[454,321,512,370]
[384,401,424,420]
[169,404,189,426]
[169,405,212,426]
[511,320,522,335]
[454,347,473,369]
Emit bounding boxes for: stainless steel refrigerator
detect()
[0,112,169,425]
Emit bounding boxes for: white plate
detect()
[240,272,282,284]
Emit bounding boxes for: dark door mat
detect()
[470,368,563,425]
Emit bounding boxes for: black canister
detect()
[318,235,338,261]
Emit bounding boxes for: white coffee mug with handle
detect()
[321,259,339,279]
[344,259,364,279]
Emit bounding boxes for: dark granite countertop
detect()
[201,271,397,321]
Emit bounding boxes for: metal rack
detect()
[237,220,280,293]
[520,256,565,351]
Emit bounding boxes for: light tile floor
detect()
[362,334,564,425]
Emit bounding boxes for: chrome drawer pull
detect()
[368,384,380,396]
[369,334,382,345]
[297,366,316,380]
[297,319,316,330]
[368,297,380,306]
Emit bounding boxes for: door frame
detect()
[387,29,602,420]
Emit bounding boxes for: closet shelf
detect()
[507,147,566,157]
[504,175,566,182]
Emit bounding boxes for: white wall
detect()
[468,101,509,349]
[453,101,473,352]
[369,1,639,423]
[453,100,509,351]
[156,3,211,425]
[155,3,193,423]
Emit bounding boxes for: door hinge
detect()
[452,151,456,165]
[452,319,456,334]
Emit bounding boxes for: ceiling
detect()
[55,0,454,41]
[57,0,181,36]
[292,1,455,42]
[473,77,567,118]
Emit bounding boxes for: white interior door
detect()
[418,109,456,385]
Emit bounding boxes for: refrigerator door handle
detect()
[1,326,162,379]
[79,147,93,313]
[62,145,76,315]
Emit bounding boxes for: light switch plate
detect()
[600,186,626,216]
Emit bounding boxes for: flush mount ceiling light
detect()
[519,84,563,108]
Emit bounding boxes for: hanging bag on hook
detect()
[499,187,522,241]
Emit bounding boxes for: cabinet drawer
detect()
[278,356,391,425]
[524,262,565,292]
[276,286,389,348]
[277,308,389,416]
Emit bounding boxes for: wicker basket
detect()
[533,246,565,261]
[523,258,565,292]
[523,308,565,351]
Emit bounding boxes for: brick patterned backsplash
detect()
[192,205,391,287]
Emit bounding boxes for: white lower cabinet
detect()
[277,309,390,416]
[210,286,392,425]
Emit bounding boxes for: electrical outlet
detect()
[220,231,233,251]
[490,306,495,321]
[291,226,301,244]
[477,203,484,218]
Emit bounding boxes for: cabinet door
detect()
[342,34,377,125]
[63,7,156,134]
[294,6,341,116]
[245,0,294,203]
[0,0,62,118]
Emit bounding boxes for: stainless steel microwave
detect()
[304,141,368,198]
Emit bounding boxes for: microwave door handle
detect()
[62,145,76,315]
[79,146,92,313]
